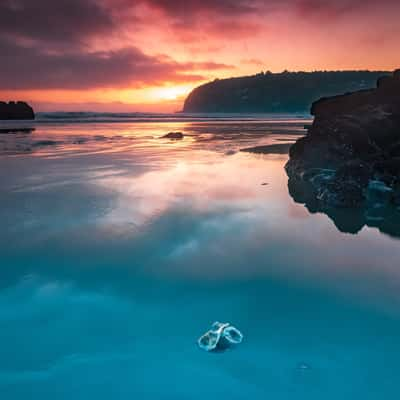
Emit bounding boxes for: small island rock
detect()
[161,131,184,139]
[0,101,35,120]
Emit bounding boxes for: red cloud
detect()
[0,38,232,90]
[0,0,399,92]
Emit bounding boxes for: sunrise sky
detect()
[1,0,399,112]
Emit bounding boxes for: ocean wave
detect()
[34,112,310,124]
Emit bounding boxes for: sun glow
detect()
[151,85,194,101]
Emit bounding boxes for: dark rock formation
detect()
[161,131,184,139]
[183,71,388,113]
[0,127,35,134]
[287,173,400,238]
[240,143,293,154]
[0,101,35,120]
[32,140,59,147]
[285,70,400,237]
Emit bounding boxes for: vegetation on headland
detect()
[183,70,389,113]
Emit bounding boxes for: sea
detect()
[0,112,399,399]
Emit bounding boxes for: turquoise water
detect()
[1,117,400,399]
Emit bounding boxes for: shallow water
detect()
[1,116,400,399]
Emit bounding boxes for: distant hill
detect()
[183,71,390,113]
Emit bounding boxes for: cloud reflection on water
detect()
[2,119,400,399]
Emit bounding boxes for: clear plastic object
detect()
[198,321,243,352]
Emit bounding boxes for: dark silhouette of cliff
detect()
[285,69,400,238]
[0,101,35,120]
[183,71,389,113]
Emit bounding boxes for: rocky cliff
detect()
[0,101,35,120]
[183,71,388,113]
[285,70,400,236]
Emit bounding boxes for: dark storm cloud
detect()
[1,0,396,47]
[0,39,232,90]
[139,0,258,16]
[139,0,396,19]
[135,0,399,41]
[142,0,400,27]
[1,0,397,46]
[0,0,234,90]
[0,0,398,90]
[293,0,377,19]
[0,0,115,46]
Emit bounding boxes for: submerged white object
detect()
[198,321,243,352]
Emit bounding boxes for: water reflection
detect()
[2,133,400,307]
[2,119,400,399]
[0,118,306,156]
[287,176,400,239]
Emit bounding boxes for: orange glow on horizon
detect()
[0,83,202,112]
[150,85,193,101]
[1,0,399,111]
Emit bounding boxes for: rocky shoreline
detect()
[285,70,400,235]
[0,101,35,120]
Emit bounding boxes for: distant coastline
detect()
[183,70,389,113]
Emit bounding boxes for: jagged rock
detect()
[286,70,400,207]
[198,321,243,352]
[161,132,184,139]
[240,143,293,154]
[0,101,35,120]
[366,180,393,206]
[287,175,400,237]
[285,70,400,237]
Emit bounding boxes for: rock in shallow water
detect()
[161,131,184,139]
[285,69,400,209]
[0,101,35,120]
[366,180,393,206]
[198,321,243,352]
[285,70,400,237]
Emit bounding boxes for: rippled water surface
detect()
[1,116,400,399]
